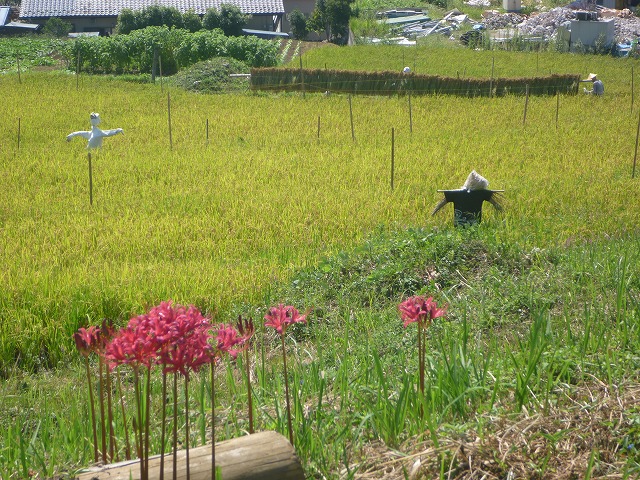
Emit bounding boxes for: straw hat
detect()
[586,73,598,81]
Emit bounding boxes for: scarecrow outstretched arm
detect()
[487,192,503,211]
[431,197,450,216]
[101,128,124,137]
[66,130,91,142]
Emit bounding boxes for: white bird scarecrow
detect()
[67,112,123,149]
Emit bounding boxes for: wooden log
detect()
[76,431,304,480]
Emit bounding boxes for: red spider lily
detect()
[159,305,212,378]
[399,296,446,328]
[264,304,309,446]
[264,304,308,335]
[399,295,446,416]
[74,326,101,357]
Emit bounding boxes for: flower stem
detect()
[116,367,131,460]
[145,366,152,480]
[160,371,167,480]
[211,362,216,480]
[184,375,191,480]
[245,347,254,434]
[106,367,116,462]
[281,334,294,446]
[98,355,107,463]
[85,357,99,464]
[172,372,178,480]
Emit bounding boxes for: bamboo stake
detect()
[390,128,395,191]
[317,115,320,139]
[633,108,640,179]
[299,54,305,98]
[88,152,93,206]
[632,66,634,114]
[349,95,355,142]
[523,84,529,126]
[206,119,209,143]
[408,93,413,134]
[167,92,173,150]
[490,57,495,98]
[555,92,559,130]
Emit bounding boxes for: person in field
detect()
[583,73,604,95]
[67,112,124,149]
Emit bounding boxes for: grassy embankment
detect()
[1,45,640,478]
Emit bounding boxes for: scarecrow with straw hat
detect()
[432,171,504,227]
[582,73,604,95]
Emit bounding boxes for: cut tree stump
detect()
[75,431,304,480]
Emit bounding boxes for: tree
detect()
[183,10,203,32]
[115,8,138,34]
[203,8,222,30]
[309,0,353,44]
[43,17,72,37]
[287,10,308,40]
[204,4,249,36]
[219,4,250,37]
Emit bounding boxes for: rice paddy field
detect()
[1,45,640,479]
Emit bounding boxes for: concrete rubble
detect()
[481,6,640,43]
[376,2,640,46]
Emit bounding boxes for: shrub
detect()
[288,10,309,40]
[43,17,73,38]
[171,57,250,93]
[203,4,250,37]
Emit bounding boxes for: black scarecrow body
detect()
[432,171,503,227]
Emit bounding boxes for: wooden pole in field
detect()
[299,54,305,98]
[88,152,93,206]
[523,84,529,126]
[16,55,21,84]
[556,92,560,130]
[489,57,494,98]
[408,93,413,134]
[167,92,173,150]
[76,51,80,90]
[349,95,355,141]
[76,431,304,480]
[632,66,634,114]
[317,115,320,139]
[390,127,395,191]
[159,54,164,93]
[633,108,640,179]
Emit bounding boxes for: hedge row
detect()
[63,26,280,75]
[249,68,581,96]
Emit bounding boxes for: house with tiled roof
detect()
[17,0,311,36]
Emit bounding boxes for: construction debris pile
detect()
[481,6,640,43]
[376,2,640,47]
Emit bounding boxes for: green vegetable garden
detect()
[1,42,640,479]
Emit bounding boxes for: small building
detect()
[18,0,287,36]
[0,5,41,34]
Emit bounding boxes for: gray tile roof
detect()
[19,0,285,18]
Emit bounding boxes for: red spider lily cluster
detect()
[74,300,306,479]
[399,295,446,329]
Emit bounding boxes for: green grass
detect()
[1,44,640,478]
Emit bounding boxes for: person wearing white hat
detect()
[583,73,604,95]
